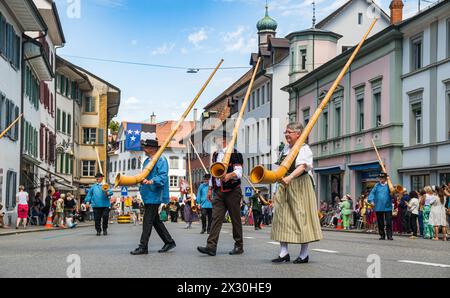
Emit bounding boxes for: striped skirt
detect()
[271,174,323,244]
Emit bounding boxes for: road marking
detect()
[397,260,450,268]
[268,242,280,245]
[312,249,339,254]
[244,237,255,239]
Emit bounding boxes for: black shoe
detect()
[293,256,309,264]
[388,237,394,241]
[158,242,176,253]
[379,237,385,240]
[201,230,206,234]
[130,247,148,255]
[197,246,216,256]
[272,254,290,263]
[96,232,101,236]
[229,247,244,255]
[103,231,108,236]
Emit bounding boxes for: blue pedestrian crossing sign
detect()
[245,187,253,197]
[121,187,128,196]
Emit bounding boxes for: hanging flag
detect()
[125,123,157,151]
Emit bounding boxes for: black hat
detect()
[204,174,211,179]
[141,139,159,148]
[95,173,104,178]
[378,173,388,179]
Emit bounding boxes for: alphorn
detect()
[0,113,23,139]
[93,145,110,192]
[210,57,261,178]
[372,139,399,194]
[115,59,224,187]
[187,145,198,213]
[242,175,270,206]
[188,138,208,174]
[250,19,378,184]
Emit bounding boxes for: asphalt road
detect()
[0,222,449,278]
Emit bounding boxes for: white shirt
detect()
[281,144,314,178]
[16,191,29,205]
[209,147,243,187]
[408,198,419,215]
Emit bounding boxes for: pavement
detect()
[0,222,95,236]
[0,221,449,278]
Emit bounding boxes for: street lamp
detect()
[187,68,199,74]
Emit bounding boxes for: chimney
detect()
[150,112,156,124]
[390,0,404,25]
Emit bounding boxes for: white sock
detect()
[299,244,309,260]
[280,242,289,258]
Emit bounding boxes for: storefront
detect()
[348,162,382,197]
[314,165,345,206]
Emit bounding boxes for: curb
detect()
[0,224,95,237]
[321,227,424,238]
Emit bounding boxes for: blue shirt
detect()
[85,183,113,208]
[139,156,169,205]
[196,183,212,209]
[368,182,393,212]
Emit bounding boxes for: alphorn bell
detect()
[210,57,261,178]
[250,19,378,185]
[93,145,110,192]
[115,59,224,187]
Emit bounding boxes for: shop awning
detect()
[348,161,381,171]
[314,165,345,175]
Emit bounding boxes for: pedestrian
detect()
[15,185,29,229]
[196,174,213,234]
[53,194,65,227]
[160,204,169,222]
[418,190,426,237]
[429,187,448,241]
[405,191,420,239]
[250,191,263,230]
[130,137,176,255]
[169,198,179,223]
[197,132,245,257]
[340,195,352,230]
[64,193,76,219]
[131,197,142,226]
[79,202,87,222]
[31,192,44,225]
[392,194,401,233]
[0,203,6,228]
[184,191,198,229]
[399,190,411,234]
[423,186,435,239]
[84,173,113,236]
[368,173,394,241]
[270,123,323,264]
[42,189,52,224]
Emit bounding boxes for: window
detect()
[411,35,423,71]
[97,128,104,145]
[131,158,137,170]
[300,49,307,70]
[123,160,126,172]
[67,114,72,136]
[62,111,66,133]
[82,161,96,177]
[267,82,271,102]
[447,92,450,140]
[335,106,341,137]
[169,157,179,169]
[128,159,131,171]
[411,175,429,191]
[289,97,297,119]
[56,109,61,131]
[84,96,95,113]
[357,93,364,132]
[358,13,363,25]
[118,161,121,172]
[373,91,382,127]
[291,50,295,73]
[323,111,329,140]
[303,108,310,127]
[447,19,450,58]
[83,128,97,144]
[252,91,256,110]
[5,170,17,210]
[0,15,20,70]
[412,103,422,145]
[169,176,179,188]
[261,85,265,105]
[256,88,260,108]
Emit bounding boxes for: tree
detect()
[109,120,119,133]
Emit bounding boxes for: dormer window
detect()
[358,13,363,25]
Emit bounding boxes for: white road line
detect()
[268,242,280,245]
[244,237,255,239]
[397,260,450,268]
[312,249,339,254]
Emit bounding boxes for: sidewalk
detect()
[322,227,450,238]
[0,222,95,237]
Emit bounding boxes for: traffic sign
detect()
[121,186,128,196]
[245,187,253,197]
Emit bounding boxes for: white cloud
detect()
[151,43,175,56]
[124,97,140,105]
[180,48,189,55]
[188,28,208,48]
[221,26,257,53]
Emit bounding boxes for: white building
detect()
[399,1,450,190]
[109,120,193,199]
[0,0,47,223]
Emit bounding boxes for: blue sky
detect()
[54,0,419,123]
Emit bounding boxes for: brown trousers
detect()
[207,188,243,251]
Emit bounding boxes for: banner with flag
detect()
[125,123,157,151]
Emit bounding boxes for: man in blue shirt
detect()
[130,138,176,255]
[85,173,113,236]
[197,174,212,234]
[368,173,394,240]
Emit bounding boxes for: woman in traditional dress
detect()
[183,190,198,229]
[429,187,448,241]
[271,123,323,264]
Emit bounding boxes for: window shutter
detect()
[40,125,44,160]
[51,93,54,117]
[45,128,49,162]
[56,109,60,131]
[14,106,19,140]
[98,128,104,145]
[40,81,45,104]
[67,114,72,136]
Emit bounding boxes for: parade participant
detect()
[270,123,322,264]
[405,191,420,239]
[183,190,197,229]
[131,197,142,226]
[250,190,263,230]
[429,187,448,241]
[85,173,113,236]
[197,133,244,256]
[368,173,394,240]
[196,174,212,234]
[130,138,176,255]
[169,198,179,223]
[340,195,352,230]
[15,185,29,229]
[53,194,65,227]
[423,186,435,239]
